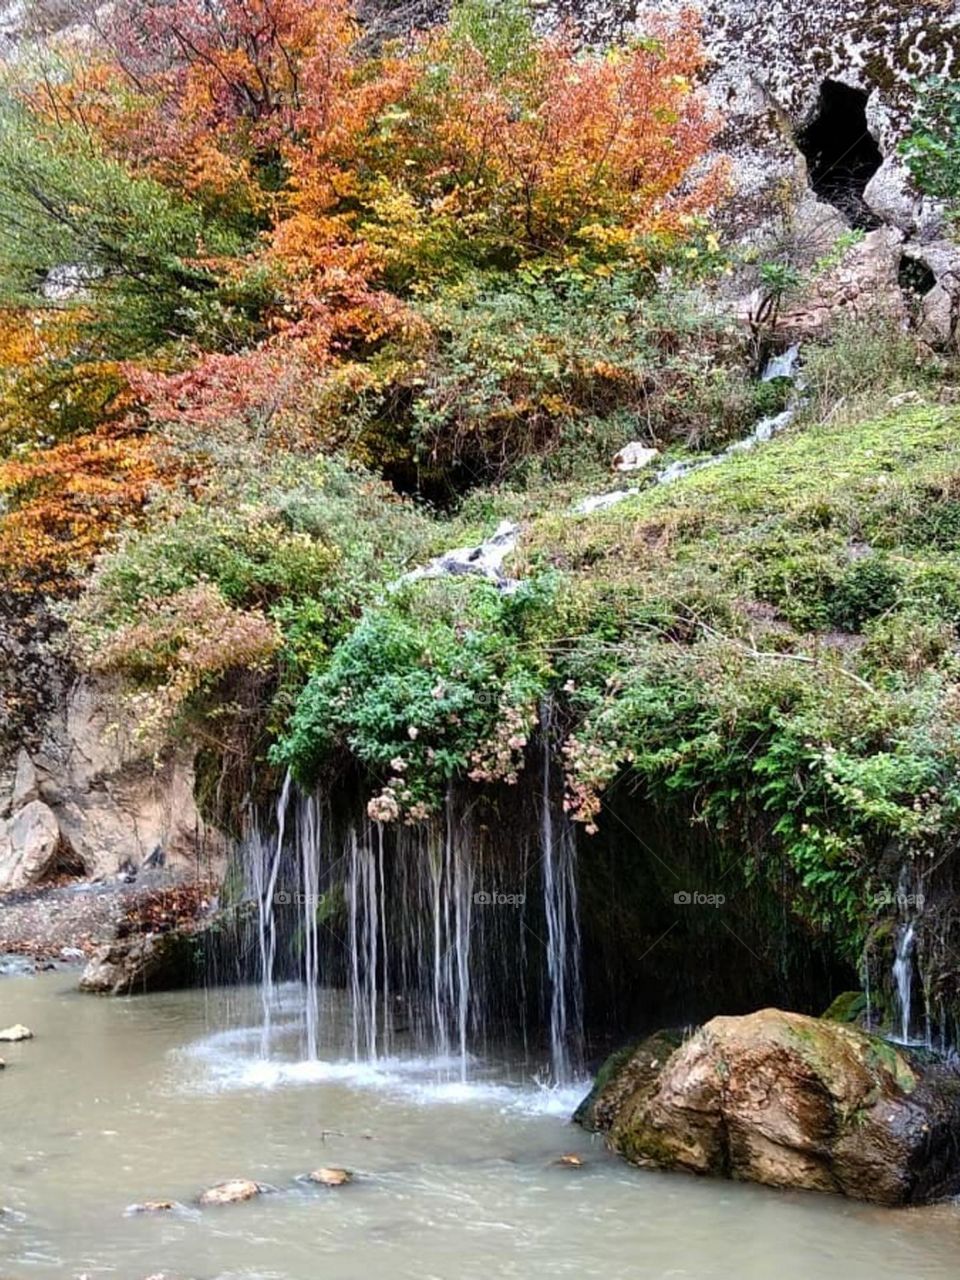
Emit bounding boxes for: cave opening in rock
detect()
[797,80,883,229]
[899,254,936,299]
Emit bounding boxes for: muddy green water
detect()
[1,973,959,1279]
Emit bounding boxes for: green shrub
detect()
[829,557,903,632]
[331,270,781,493]
[276,575,561,815]
[71,455,436,710]
[901,76,960,214]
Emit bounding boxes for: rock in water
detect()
[125,1200,179,1215]
[575,1008,960,1205]
[0,1025,33,1042]
[307,1167,352,1187]
[80,929,202,996]
[553,1153,584,1168]
[197,1179,266,1206]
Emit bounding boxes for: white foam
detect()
[178,1028,589,1116]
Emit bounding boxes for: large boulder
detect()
[0,800,68,891]
[576,1008,960,1205]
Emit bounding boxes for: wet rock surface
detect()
[0,1024,33,1042]
[197,1179,269,1206]
[577,1008,960,1205]
[306,1167,353,1186]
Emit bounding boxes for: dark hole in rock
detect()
[39,835,86,884]
[899,254,936,298]
[797,80,883,230]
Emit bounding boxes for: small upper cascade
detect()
[397,521,520,592]
[574,488,640,515]
[575,347,803,509]
[889,865,930,1048]
[761,344,801,382]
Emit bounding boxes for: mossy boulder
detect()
[575,1008,960,1205]
[574,1030,684,1132]
[820,991,868,1024]
[79,927,203,995]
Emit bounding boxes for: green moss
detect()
[821,991,867,1024]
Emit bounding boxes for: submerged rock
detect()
[576,1008,960,1205]
[197,1179,268,1206]
[0,1025,33,1042]
[306,1167,352,1187]
[125,1200,180,1215]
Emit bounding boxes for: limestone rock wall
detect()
[0,680,225,892]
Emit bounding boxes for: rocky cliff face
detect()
[0,679,225,892]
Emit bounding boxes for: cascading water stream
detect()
[241,772,585,1086]
[889,865,931,1048]
[297,792,321,1060]
[250,769,292,1056]
[892,921,916,1045]
[540,701,584,1085]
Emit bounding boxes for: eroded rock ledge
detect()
[576,1008,960,1205]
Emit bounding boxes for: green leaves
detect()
[276,574,559,809]
[0,97,248,353]
[901,76,960,210]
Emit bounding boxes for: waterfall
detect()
[239,775,585,1083]
[297,793,321,1060]
[247,769,292,1055]
[889,865,931,1048]
[892,921,916,1044]
[540,701,584,1084]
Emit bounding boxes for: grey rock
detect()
[11,750,39,810]
[0,801,63,891]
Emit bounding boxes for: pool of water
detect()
[1,973,959,1279]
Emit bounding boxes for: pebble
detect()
[554,1153,585,1168]
[307,1167,352,1187]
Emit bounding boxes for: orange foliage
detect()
[0,427,169,591]
[0,1,728,591]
